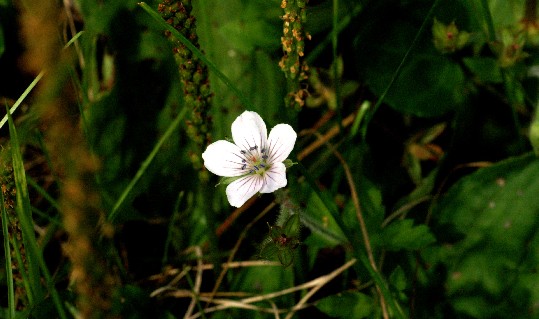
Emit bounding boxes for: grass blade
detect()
[6,105,68,319]
[5,105,42,304]
[1,189,16,318]
[137,2,254,110]
[0,71,44,130]
[361,0,440,138]
[108,105,189,222]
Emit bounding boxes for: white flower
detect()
[202,111,297,207]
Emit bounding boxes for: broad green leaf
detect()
[316,291,374,319]
[433,153,539,318]
[380,219,436,251]
[487,0,525,28]
[463,57,503,83]
[353,1,473,117]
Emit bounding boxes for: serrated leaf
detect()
[381,219,435,251]
[433,153,539,318]
[316,292,374,319]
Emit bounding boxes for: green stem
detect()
[480,0,496,42]
[362,0,441,139]
[297,162,405,319]
[306,4,362,65]
[108,104,188,222]
[1,190,16,319]
[479,0,524,152]
[6,106,68,319]
[332,0,343,135]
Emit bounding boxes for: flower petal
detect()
[202,140,247,177]
[266,124,297,163]
[231,111,267,153]
[226,174,264,207]
[260,162,287,193]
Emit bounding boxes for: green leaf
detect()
[354,4,466,117]
[303,191,347,245]
[220,19,280,54]
[463,57,503,83]
[433,153,539,318]
[316,291,374,319]
[283,158,297,168]
[0,178,15,318]
[283,213,300,237]
[6,105,42,302]
[380,219,436,251]
[218,1,280,54]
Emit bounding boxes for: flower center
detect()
[240,145,270,175]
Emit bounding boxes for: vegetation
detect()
[1,0,539,318]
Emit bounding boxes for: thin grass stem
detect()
[0,71,44,131]
[6,106,68,319]
[362,0,441,138]
[138,2,254,110]
[1,190,16,319]
[108,105,189,222]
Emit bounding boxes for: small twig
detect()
[381,195,432,228]
[215,196,257,236]
[188,259,356,319]
[297,111,356,161]
[206,202,277,307]
[62,0,84,68]
[186,297,312,318]
[269,300,281,319]
[150,266,191,297]
[284,258,357,319]
[184,247,203,319]
[307,131,389,319]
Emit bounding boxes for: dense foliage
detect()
[1,0,539,318]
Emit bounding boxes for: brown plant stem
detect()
[207,201,277,307]
[306,131,389,319]
[19,2,120,318]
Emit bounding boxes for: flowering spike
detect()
[280,0,310,109]
[159,0,213,180]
